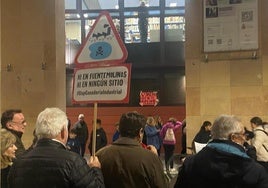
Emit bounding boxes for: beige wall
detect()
[185,0,268,149]
[0,0,66,147]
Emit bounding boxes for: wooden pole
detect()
[92,102,98,157]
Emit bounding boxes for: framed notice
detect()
[203,0,258,52]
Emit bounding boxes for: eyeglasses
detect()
[231,132,246,139]
[11,120,26,126]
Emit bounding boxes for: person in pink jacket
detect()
[160,117,182,172]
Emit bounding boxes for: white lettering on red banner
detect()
[139,91,159,106]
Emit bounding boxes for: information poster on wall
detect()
[203,0,258,52]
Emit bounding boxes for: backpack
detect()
[164,128,175,142]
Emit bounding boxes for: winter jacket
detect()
[73,120,89,144]
[8,138,104,188]
[88,128,107,154]
[193,129,211,143]
[96,137,169,188]
[252,127,268,162]
[145,125,161,149]
[175,140,268,188]
[1,166,11,188]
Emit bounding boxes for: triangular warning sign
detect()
[75,11,128,65]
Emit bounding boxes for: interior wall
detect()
[185,0,268,149]
[0,0,65,147]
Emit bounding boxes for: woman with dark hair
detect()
[193,121,212,144]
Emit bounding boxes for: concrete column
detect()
[0,0,65,147]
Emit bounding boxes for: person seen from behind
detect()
[66,128,81,155]
[250,116,268,172]
[1,129,17,188]
[160,117,182,172]
[8,107,104,188]
[193,121,212,143]
[88,118,107,155]
[174,114,268,188]
[145,116,161,156]
[96,111,169,188]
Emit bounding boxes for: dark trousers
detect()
[163,144,175,170]
[81,142,86,157]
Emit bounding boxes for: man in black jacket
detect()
[88,118,107,155]
[175,115,268,188]
[73,113,89,157]
[8,107,105,188]
[1,109,27,158]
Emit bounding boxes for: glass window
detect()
[65,20,82,65]
[65,20,82,43]
[124,11,138,16]
[148,0,160,7]
[124,18,139,43]
[85,19,120,37]
[124,16,160,43]
[165,9,185,15]
[149,17,160,42]
[82,0,119,10]
[165,0,185,7]
[85,20,95,36]
[124,0,142,8]
[164,16,185,41]
[65,0,76,9]
[125,0,159,7]
[148,10,160,16]
[66,39,80,65]
[65,14,81,19]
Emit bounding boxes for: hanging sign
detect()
[75,11,128,65]
[72,64,131,104]
[139,91,159,106]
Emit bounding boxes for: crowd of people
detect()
[1,108,268,188]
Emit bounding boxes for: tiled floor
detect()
[160,154,182,188]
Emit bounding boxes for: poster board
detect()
[203,0,258,52]
[72,64,131,104]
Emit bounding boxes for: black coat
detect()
[88,128,107,154]
[193,129,211,143]
[8,138,104,188]
[175,140,268,188]
[6,129,26,158]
